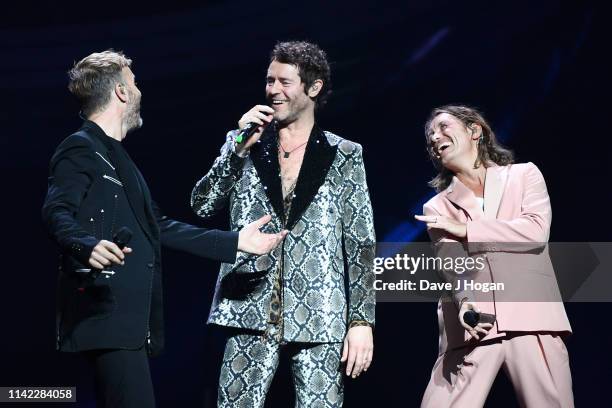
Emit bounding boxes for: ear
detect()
[469,123,482,140]
[115,83,129,103]
[307,79,324,98]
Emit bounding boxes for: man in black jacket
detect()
[42,50,286,408]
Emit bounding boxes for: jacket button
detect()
[147,263,154,268]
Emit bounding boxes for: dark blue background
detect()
[2,0,609,406]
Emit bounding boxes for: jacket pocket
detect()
[102,174,123,187]
[73,283,116,320]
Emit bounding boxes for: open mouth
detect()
[438,142,452,154]
[271,99,288,106]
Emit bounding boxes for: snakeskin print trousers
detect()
[217,325,344,407]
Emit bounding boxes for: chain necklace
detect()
[279,140,308,159]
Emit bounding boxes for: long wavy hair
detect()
[425,105,514,192]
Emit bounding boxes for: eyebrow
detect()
[266,75,293,81]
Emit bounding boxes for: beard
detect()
[270,95,309,126]
[124,90,143,133]
[274,103,306,127]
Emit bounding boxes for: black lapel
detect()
[250,126,285,221]
[109,148,156,243]
[83,121,154,242]
[285,125,337,229]
[250,124,338,229]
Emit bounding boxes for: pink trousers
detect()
[421,333,574,408]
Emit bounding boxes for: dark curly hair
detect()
[424,105,514,192]
[270,41,332,108]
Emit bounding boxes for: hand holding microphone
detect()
[235,105,274,155]
[81,227,132,285]
[88,227,133,270]
[458,300,494,340]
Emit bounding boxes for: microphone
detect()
[113,227,133,251]
[463,310,480,327]
[96,227,133,277]
[76,227,133,281]
[235,122,260,144]
[463,310,496,328]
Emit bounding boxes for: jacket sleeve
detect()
[423,202,475,306]
[190,130,247,219]
[41,135,99,266]
[342,144,376,327]
[153,200,238,264]
[466,163,551,245]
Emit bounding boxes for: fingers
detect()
[237,218,287,255]
[255,233,283,255]
[269,230,288,249]
[414,215,437,223]
[244,116,266,127]
[99,241,125,262]
[364,348,373,372]
[351,348,365,378]
[254,104,274,115]
[97,245,123,265]
[460,319,482,340]
[345,345,372,378]
[90,240,125,269]
[345,345,357,377]
[90,251,111,268]
[239,105,274,129]
[414,214,443,231]
[88,258,105,270]
[474,322,493,336]
[460,320,480,340]
[89,241,132,270]
[340,338,348,362]
[253,214,272,228]
[459,316,479,340]
[252,110,273,124]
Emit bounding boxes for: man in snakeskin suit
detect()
[191,41,376,407]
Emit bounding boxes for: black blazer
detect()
[42,121,238,356]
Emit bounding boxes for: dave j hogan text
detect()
[374,279,504,292]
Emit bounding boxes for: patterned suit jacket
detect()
[191,124,376,343]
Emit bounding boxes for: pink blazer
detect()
[423,162,571,354]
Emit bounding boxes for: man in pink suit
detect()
[415,105,573,407]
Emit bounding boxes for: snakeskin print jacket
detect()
[191,125,376,343]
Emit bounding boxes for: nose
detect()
[430,131,442,144]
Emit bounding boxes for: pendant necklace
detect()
[279,140,307,159]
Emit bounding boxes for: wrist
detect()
[349,320,372,329]
[232,139,250,158]
[236,229,245,251]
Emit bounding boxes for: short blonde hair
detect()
[68,50,132,116]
